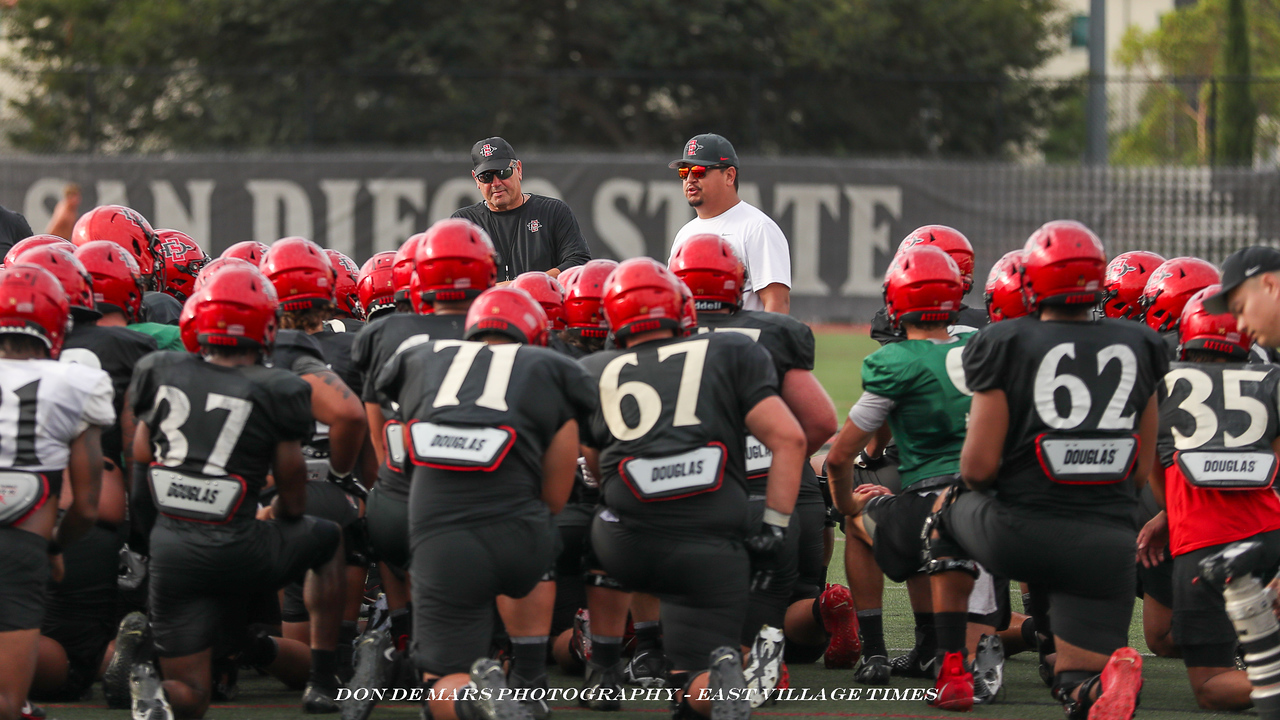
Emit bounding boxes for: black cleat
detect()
[1199,541,1266,590]
[854,654,891,685]
[302,682,341,714]
[468,658,533,720]
[580,660,624,711]
[343,627,394,720]
[624,648,671,688]
[129,662,174,720]
[889,647,937,679]
[707,646,750,720]
[106,612,153,710]
[212,655,239,702]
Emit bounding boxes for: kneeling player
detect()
[580,259,807,719]
[926,221,1167,717]
[0,265,112,720]
[828,244,1003,698]
[1137,287,1280,711]
[375,287,594,720]
[128,264,346,719]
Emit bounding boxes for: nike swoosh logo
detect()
[1248,265,1262,275]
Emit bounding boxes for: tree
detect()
[1113,0,1280,165]
[3,0,1062,156]
[1218,0,1256,164]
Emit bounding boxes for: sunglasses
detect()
[677,164,728,180]
[475,162,516,184]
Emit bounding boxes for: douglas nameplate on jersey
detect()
[407,421,515,471]
[1035,435,1138,484]
[620,444,726,501]
[1176,451,1278,490]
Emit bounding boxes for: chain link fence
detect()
[0,66,1276,165]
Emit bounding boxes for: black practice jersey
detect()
[314,322,363,395]
[580,333,780,539]
[350,312,467,501]
[870,305,989,346]
[695,310,822,499]
[62,323,158,464]
[129,352,313,524]
[962,316,1168,524]
[375,340,596,529]
[1158,362,1280,488]
[451,195,592,280]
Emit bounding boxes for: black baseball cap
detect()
[471,137,517,174]
[669,133,739,169]
[1202,246,1280,314]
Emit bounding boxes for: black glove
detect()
[746,520,788,593]
[854,449,888,471]
[327,468,368,501]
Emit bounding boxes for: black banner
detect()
[5,154,1277,321]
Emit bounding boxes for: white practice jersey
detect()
[0,358,114,471]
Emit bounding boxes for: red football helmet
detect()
[193,257,254,294]
[415,219,497,303]
[565,259,618,340]
[1178,284,1251,359]
[669,233,745,310]
[74,241,145,323]
[464,287,550,346]
[602,258,686,344]
[557,265,584,294]
[71,205,163,290]
[0,264,72,357]
[393,233,428,304]
[357,251,397,320]
[1102,250,1166,320]
[1020,220,1107,312]
[883,245,964,329]
[221,241,270,265]
[898,226,975,292]
[1139,257,1221,333]
[5,234,73,267]
[511,272,567,330]
[325,249,361,319]
[260,237,335,312]
[409,273,434,314]
[154,229,210,303]
[12,246,97,320]
[984,250,1027,323]
[676,278,698,335]
[180,264,279,352]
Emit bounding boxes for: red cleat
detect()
[929,651,974,712]
[1088,647,1143,720]
[819,583,862,669]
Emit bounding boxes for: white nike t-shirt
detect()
[669,201,792,311]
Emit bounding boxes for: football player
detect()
[219,241,269,265]
[74,241,182,351]
[1139,257,1220,359]
[983,251,1027,323]
[869,226,988,344]
[71,205,183,326]
[391,232,428,314]
[260,237,370,680]
[1101,251,1165,321]
[356,251,397,325]
[10,246,157,706]
[375,287,595,720]
[345,219,494,718]
[1136,287,1280,712]
[154,230,209,304]
[4,235,74,267]
[580,258,808,720]
[126,264,347,718]
[925,221,1166,718]
[671,234,844,697]
[827,244,1006,699]
[325,249,363,328]
[0,264,112,720]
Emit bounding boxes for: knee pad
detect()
[344,518,372,567]
[920,485,968,566]
[1052,671,1101,720]
[584,571,626,591]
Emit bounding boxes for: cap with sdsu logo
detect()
[1202,246,1280,314]
[669,133,739,169]
[471,137,518,175]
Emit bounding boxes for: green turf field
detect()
[39,328,1211,719]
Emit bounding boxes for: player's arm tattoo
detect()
[316,369,354,400]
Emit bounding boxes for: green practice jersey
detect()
[860,332,974,487]
[128,322,184,352]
